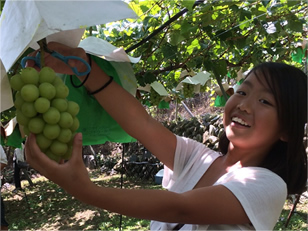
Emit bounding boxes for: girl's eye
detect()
[259,99,271,105]
[236,91,246,96]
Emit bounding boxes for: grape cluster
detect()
[150,88,162,106]
[182,83,195,98]
[200,84,207,93]
[10,67,80,162]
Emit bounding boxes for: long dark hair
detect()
[219,62,307,195]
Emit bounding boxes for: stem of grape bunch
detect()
[38,38,46,68]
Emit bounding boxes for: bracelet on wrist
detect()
[70,53,92,88]
[88,76,113,95]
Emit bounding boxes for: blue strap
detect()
[21,51,91,76]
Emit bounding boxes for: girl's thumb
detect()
[71,133,83,161]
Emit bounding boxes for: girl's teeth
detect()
[232,117,249,126]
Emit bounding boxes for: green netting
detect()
[214,95,228,107]
[292,47,305,64]
[64,56,136,145]
[158,100,170,109]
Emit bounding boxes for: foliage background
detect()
[1,0,307,123]
[0,1,307,230]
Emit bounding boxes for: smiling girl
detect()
[25,43,307,230]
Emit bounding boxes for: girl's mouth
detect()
[231,117,251,127]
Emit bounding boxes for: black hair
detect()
[219,62,307,195]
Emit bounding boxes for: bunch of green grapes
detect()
[150,88,162,106]
[10,67,80,162]
[182,83,195,98]
[200,84,207,93]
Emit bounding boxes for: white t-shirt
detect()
[150,136,287,230]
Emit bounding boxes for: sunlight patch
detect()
[74,209,97,221]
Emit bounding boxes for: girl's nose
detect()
[237,100,252,114]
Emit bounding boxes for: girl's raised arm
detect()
[28,42,177,170]
[81,54,176,169]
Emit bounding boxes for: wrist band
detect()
[70,53,92,88]
[88,76,114,95]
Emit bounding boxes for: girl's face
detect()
[223,72,283,152]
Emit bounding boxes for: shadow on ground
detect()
[2,173,159,230]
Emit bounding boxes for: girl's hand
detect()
[25,133,93,197]
[26,42,89,76]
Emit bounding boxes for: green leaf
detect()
[140,5,149,13]
[240,9,252,21]
[234,38,247,50]
[262,0,270,7]
[180,20,198,37]
[203,25,214,39]
[182,0,195,11]
[288,20,303,32]
[187,39,200,55]
[203,59,213,72]
[239,21,250,30]
[212,60,227,78]
[161,43,177,60]
[143,71,157,85]
[170,30,185,46]
[258,5,267,13]
[287,0,300,7]
[211,11,219,20]
[230,4,239,12]
[215,29,232,41]
[200,13,213,27]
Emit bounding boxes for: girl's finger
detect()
[25,133,59,175]
[70,133,83,163]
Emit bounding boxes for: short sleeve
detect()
[221,167,287,230]
[163,135,220,192]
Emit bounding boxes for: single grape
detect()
[14,91,24,110]
[43,107,60,124]
[57,128,72,143]
[20,67,39,85]
[50,140,68,156]
[45,149,61,162]
[28,117,45,134]
[70,117,80,132]
[34,97,50,113]
[55,84,69,99]
[21,102,37,117]
[39,67,56,83]
[10,74,24,91]
[39,82,56,100]
[67,101,80,117]
[62,133,75,160]
[53,76,64,86]
[51,98,68,112]
[16,110,30,126]
[62,145,73,160]
[43,124,61,140]
[20,84,39,102]
[58,112,73,129]
[36,133,52,150]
